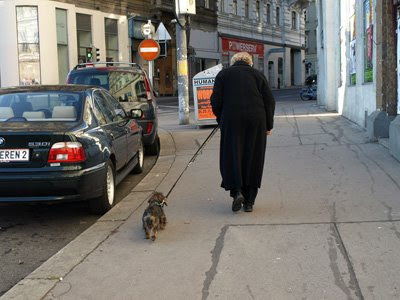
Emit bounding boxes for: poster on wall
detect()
[398,17,400,114]
[349,3,357,85]
[364,0,374,82]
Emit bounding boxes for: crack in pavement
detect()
[332,224,364,300]
[202,225,229,300]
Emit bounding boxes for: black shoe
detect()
[243,203,253,212]
[232,192,244,212]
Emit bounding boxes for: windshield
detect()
[68,70,148,103]
[0,91,84,122]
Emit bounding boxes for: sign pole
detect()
[176,15,190,125]
[141,20,156,88]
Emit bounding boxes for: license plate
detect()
[0,149,29,162]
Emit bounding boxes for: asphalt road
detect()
[0,155,157,296]
[156,88,303,110]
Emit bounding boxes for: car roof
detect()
[70,66,143,73]
[0,85,97,95]
[70,62,144,74]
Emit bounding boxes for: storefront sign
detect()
[192,64,223,125]
[221,37,264,58]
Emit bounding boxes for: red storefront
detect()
[220,37,264,71]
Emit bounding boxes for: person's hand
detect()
[266,130,272,136]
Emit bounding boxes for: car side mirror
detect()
[130,108,143,119]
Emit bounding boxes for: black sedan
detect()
[0,85,144,214]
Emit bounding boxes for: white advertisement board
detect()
[192,64,223,126]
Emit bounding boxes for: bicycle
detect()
[300,84,317,101]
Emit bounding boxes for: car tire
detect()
[145,135,160,156]
[132,140,144,174]
[89,159,116,214]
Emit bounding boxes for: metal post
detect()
[176,15,190,125]
[148,60,154,88]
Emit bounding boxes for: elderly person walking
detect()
[210,52,275,212]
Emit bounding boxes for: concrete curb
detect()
[0,128,176,300]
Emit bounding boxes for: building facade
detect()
[217,0,306,88]
[0,0,132,87]
[316,0,400,161]
[0,0,307,92]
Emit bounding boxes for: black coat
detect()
[210,61,275,190]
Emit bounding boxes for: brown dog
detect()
[142,192,167,241]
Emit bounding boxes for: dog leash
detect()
[166,125,220,198]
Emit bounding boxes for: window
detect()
[256,0,260,22]
[276,7,280,26]
[245,0,249,18]
[56,9,69,84]
[364,0,373,83]
[232,0,237,15]
[219,0,224,12]
[266,3,271,24]
[205,0,210,8]
[16,6,41,85]
[258,57,264,73]
[304,9,307,22]
[292,11,297,30]
[305,31,309,50]
[0,92,83,122]
[93,91,113,124]
[101,90,126,122]
[105,18,118,63]
[76,14,92,63]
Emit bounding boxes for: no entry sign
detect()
[138,39,160,61]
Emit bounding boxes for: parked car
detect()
[67,63,160,155]
[0,85,144,214]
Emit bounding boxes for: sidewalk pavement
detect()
[3,100,400,300]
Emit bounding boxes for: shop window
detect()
[56,9,69,83]
[258,57,264,73]
[266,3,271,24]
[16,6,41,85]
[276,7,280,26]
[292,11,297,30]
[105,18,119,63]
[363,0,373,83]
[76,14,92,63]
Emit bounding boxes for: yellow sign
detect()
[178,60,188,76]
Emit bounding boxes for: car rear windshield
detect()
[68,70,148,102]
[0,91,83,122]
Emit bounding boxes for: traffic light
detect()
[86,47,93,62]
[95,47,100,62]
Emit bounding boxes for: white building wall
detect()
[0,0,129,87]
[317,0,376,126]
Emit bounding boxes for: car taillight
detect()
[146,122,153,134]
[143,77,152,100]
[48,142,86,163]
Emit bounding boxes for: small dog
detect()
[142,192,167,241]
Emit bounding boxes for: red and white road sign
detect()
[138,39,160,61]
